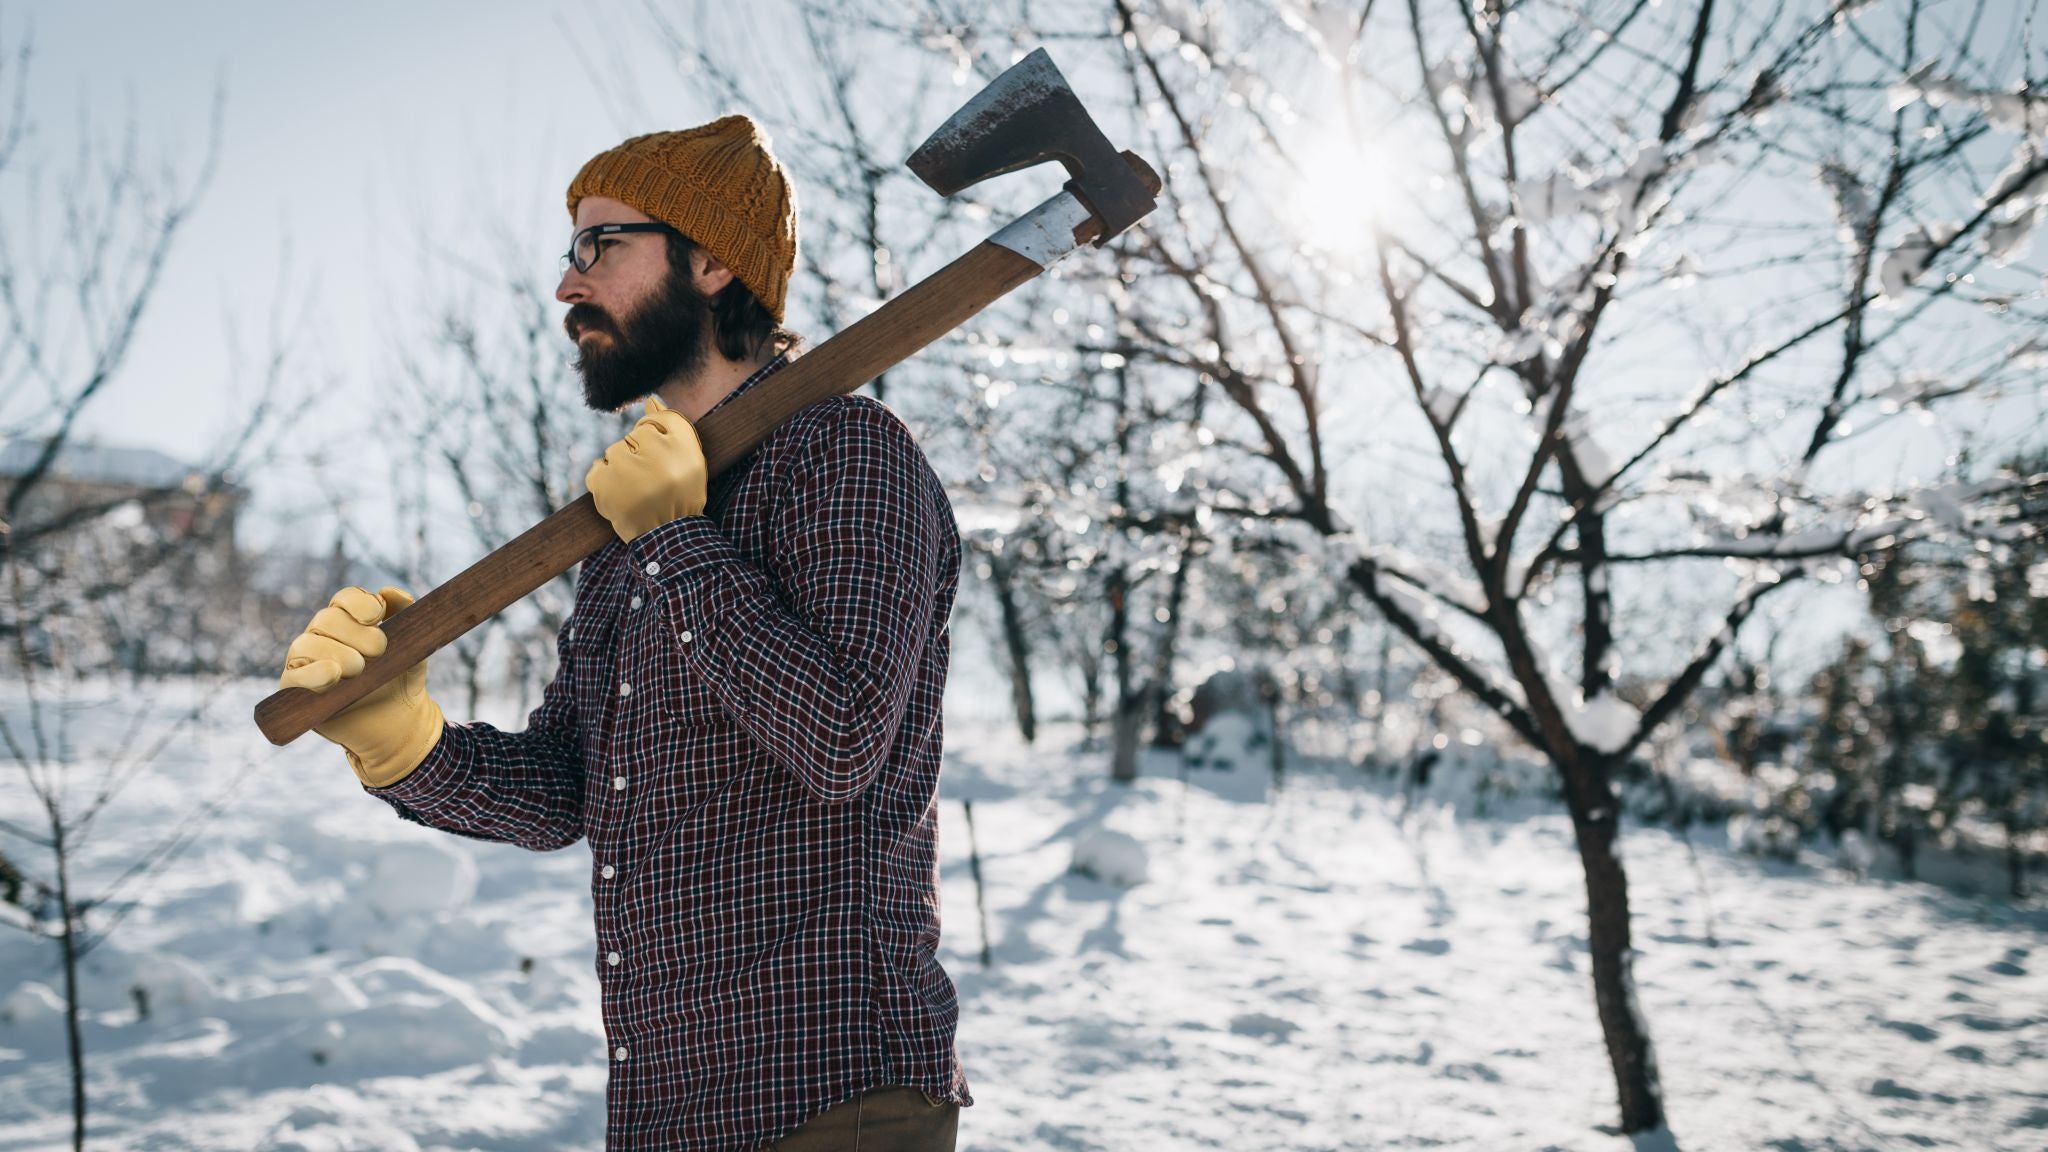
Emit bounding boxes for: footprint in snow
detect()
[1878,1019,1938,1043]
[1952,1012,2039,1032]
[1229,1012,1300,1042]
[1402,937,1451,956]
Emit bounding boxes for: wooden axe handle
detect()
[255,159,1154,746]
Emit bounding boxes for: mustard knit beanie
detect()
[566,115,798,322]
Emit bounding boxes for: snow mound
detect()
[1070,827,1149,887]
[197,959,517,1091]
[0,981,65,1039]
[1181,712,1273,803]
[363,838,479,916]
[74,944,220,1019]
[520,1020,607,1067]
[220,971,369,1026]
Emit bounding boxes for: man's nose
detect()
[556,267,589,304]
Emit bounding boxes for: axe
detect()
[256,48,1160,745]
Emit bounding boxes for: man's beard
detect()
[565,267,713,412]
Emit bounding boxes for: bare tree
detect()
[1090,0,2047,1132]
[0,26,304,1149]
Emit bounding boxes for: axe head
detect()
[908,49,1156,244]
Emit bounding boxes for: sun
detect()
[1289,131,1397,257]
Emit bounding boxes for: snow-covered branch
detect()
[1607,474,2046,565]
[1614,571,1801,764]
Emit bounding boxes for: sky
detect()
[6,0,701,467]
[6,0,2040,660]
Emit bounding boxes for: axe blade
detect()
[908,48,1155,244]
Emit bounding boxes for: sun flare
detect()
[1290,134,1398,256]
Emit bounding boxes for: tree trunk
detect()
[2009,817,2028,900]
[1108,569,1139,782]
[0,847,22,905]
[962,800,992,968]
[1565,751,1665,1134]
[1075,630,1104,747]
[1266,685,1285,789]
[1146,542,1191,747]
[1108,344,1136,779]
[1374,622,1392,723]
[54,824,86,1152]
[987,552,1036,744]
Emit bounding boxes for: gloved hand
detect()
[586,394,708,542]
[279,586,444,788]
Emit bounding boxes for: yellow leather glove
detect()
[585,395,708,542]
[279,586,444,788]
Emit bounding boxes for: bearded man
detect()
[279,116,970,1151]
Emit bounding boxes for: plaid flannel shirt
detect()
[364,355,971,1150]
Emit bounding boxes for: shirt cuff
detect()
[362,720,463,805]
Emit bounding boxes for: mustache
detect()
[564,303,617,340]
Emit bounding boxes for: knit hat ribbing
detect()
[566,115,798,322]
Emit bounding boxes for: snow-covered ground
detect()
[2,685,2044,1151]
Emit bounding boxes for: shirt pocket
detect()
[562,615,618,718]
[622,603,727,727]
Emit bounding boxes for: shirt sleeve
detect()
[627,396,944,806]
[363,611,587,851]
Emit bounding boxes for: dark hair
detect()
[665,232,801,362]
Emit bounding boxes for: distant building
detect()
[0,437,244,561]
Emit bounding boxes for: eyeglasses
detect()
[560,222,678,275]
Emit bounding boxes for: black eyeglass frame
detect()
[561,222,680,275]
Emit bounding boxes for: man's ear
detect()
[691,248,736,297]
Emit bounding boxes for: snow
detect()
[1985,146,2048,209]
[1877,221,1960,302]
[1512,142,1677,236]
[1069,828,1150,888]
[1819,160,1871,245]
[1180,711,1274,804]
[4,688,2046,1150]
[1888,69,2048,137]
[1906,619,1963,667]
[1566,690,1641,755]
[1978,147,2047,265]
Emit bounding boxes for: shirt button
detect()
[619,681,631,696]
[601,865,615,879]
[615,1046,629,1062]
[612,775,627,791]
[679,630,694,643]
[630,595,642,610]
[606,950,621,967]
[645,561,660,575]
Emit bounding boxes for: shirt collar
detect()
[705,349,793,419]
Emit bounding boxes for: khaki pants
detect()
[763,1086,959,1151]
